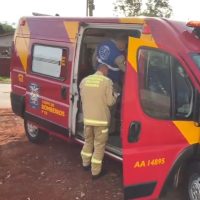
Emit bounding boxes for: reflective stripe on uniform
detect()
[92,74,108,80]
[85,79,102,83]
[84,118,108,126]
[102,128,108,133]
[84,83,99,87]
[84,77,103,88]
[89,75,104,80]
[81,151,92,157]
[91,157,102,164]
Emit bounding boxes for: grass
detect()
[0,76,11,84]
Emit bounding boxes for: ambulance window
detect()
[172,59,193,118]
[138,49,171,119]
[32,45,67,79]
[138,48,193,120]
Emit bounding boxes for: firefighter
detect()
[79,64,118,179]
[92,34,127,134]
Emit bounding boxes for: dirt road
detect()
[0,84,183,200]
[0,109,124,200]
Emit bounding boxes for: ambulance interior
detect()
[76,28,141,157]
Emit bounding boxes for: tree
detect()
[0,23,15,35]
[143,0,172,18]
[113,0,142,17]
[0,25,4,35]
[113,0,172,18]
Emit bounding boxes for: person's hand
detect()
[114,92,120,98]
[113,83,121,94]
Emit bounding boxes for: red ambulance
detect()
[10,16,200,199]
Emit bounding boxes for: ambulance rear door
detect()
[25,41,71,138]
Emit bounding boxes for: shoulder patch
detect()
[99,45,110,61]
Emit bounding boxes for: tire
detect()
[24,120,49,144]
[187,162,200,200]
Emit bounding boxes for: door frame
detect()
[69,23,142,136]
[69,23,142,161]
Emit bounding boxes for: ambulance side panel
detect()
[11,18,79,137]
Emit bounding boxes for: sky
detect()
[0,0,200,25]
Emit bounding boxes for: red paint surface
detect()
[11,17,200,199]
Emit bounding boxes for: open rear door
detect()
[122,36,197,199]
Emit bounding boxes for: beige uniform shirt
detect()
[80,71,117,126]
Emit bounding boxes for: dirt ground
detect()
[0,108,185,200]
[0,109,124,200]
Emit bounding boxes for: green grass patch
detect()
[0,76,11,84]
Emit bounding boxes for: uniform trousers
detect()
[81,125,109,175]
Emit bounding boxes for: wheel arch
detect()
[10,92,25,118]
[160,144,199,197]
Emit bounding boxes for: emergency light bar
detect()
[187,21,200,28]
[187,21,200,39]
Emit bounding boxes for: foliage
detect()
[0,23,15,35]
[113,0,172,18]
[143,0,172,18]
[114,0,142,16]
[0,77,11,83]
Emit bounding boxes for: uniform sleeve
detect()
[79,79,84,98]
[115,55,126,72]
[106,79,117,106]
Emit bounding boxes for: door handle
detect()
[128,121,141,143]
[70,92,79,103]
[61,86,67,100]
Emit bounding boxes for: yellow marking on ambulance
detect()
[18,74,24,82]
[14,18,30,72]
[61,57,66,66]
[134,158,166,168]
[173,121,200,144]
[134,160,146,168]
[64,21,79,43]
[119,18,145,24]
[128,37,158,72]
[41,100,65,117]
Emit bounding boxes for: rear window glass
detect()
[191,53,200,69]
[32,45,68,79]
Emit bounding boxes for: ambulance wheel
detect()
[187,162,200,200]
[24,120,49,144]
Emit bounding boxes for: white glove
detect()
[114,92,120,98]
